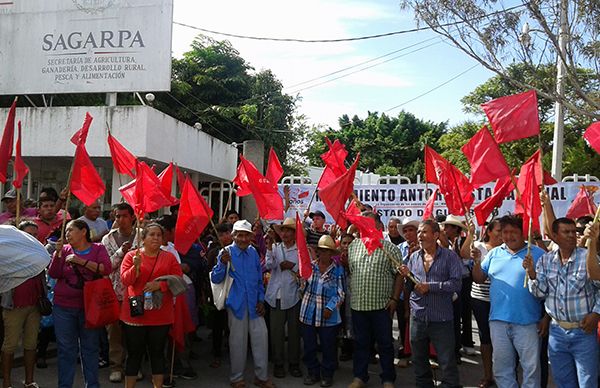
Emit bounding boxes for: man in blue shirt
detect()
[211,220,275,388]
[472,215,546,388]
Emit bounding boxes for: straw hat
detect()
[316,235,340,254]
[400,217,420,235]
[273,217,296,234]
[442,215,467,230]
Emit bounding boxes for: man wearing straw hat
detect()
[265,217,302,379]
[442,214,476,358]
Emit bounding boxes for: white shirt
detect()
[264,242,300,309]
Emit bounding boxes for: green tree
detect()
[438,64,600,177]
[306,111,447,180]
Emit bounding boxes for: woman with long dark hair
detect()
[49,219,111,388]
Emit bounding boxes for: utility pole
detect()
[551,0,568,181]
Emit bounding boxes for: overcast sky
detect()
[171,0,497,130]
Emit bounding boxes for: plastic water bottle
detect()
[143,291,153,310]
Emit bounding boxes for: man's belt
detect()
[551,317,580,330]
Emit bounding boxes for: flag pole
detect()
[58,156,76,259]
[15,187,21,226]
[303,188,318,222]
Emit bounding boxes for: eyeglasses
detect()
[576,227,585,234]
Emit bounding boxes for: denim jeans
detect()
[351,309,395,384]
[301,324,339,379]
[53,305,100,388]
[489,320,540,388]
[410,317,460,388]
[548,323,598,388]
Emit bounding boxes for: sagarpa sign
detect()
[0,0,173,94]
[281,183,600,227]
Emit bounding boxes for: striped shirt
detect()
[471,241,491,302]
[407,246,463,322]
[299,262,345,327]
[529,247,600,322]
[348,239,400,311]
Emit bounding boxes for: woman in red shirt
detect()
[120,223,183,388]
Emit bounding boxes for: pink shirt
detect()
[48,244,111,309]
[0,208,38,224]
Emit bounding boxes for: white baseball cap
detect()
[232,220,253,233]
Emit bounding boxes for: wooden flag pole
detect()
[303,188,318,222]
[57,157,76,259]
[15,188,21,226]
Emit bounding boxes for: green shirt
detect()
[348,239,401,311]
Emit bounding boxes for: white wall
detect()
[1,106,238,181]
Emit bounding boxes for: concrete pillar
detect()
[110,167,128,205]
[240,140,264,221]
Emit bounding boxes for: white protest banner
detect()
[281,182,600,227]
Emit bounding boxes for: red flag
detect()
[70,145,106,206]
[583,122,600,155]
[474,175,515,225]
[0,99,16,183]
[423,188,438,220]
[481,90,540,143]
[240,156,284,220]
[169,295,196,352]
[233,160,252,197]
[566,186,597,219]
[424,146,474,216]
[524,150,557,185]
[175,177,214,253]
[317,138,348,189]
[157,164,179,206]
[70,112,93,146]
[120,161,173,218]
[175,165,186,193]
[461,126,510,187]
[12,122,29,189]
[345,198,362,217]
[515,157,542,236]
[265,147,284,190]
[296,212,312,280]
[319,155,359,229]
[107,132,136,177]
[345,213,383,254]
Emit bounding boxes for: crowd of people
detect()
[0,184,599,388]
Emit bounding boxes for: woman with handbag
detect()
[48,219,111,388]
[120,223,183,388]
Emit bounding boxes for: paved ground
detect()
[7,323,555,387]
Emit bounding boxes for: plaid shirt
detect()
[299,262,345,327]
[529,247,600,322]
[348,239,400,311]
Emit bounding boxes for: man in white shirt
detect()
[265,217,302,379]
[79,200,109,242]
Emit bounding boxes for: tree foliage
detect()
[306,111,447,180]
[438,63,600,177]
[400,0,600,120]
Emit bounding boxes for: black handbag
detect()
[37,273,52,316]
[128,253,159,317]
[37,296,52,316]
[128,294,144,317]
